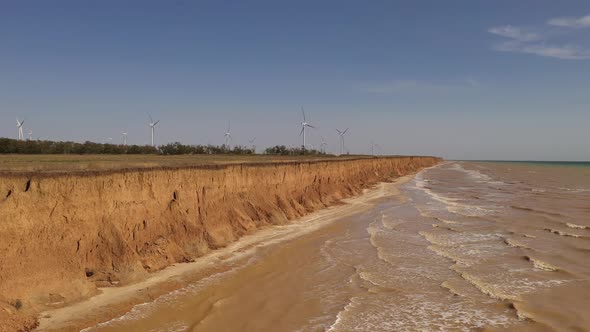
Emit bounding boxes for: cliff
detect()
[0,156,439,331]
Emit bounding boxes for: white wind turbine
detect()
[16,117,25,141]
[248,137,256,152]
[122,131,128,146]
[336,128,349,155]
[320,136,328,154]
[299,107,315,149]
[148,113,160,147]
[28,130,33,141]
[224,121,232,147]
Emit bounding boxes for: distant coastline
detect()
[455,160,590,166]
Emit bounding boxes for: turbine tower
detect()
[320,136,327,154]
[122,131,128,146]
[299,107,315,149]
[224,121,232,147]
[16,118,25,141]
[336,128,349,155]
[148,113,160,147]
[28,130,33,141]
[248,137,256,152]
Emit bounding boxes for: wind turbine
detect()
[336,128,349,155]
[299,107,315,149]
[16,117,25,141]
[122,131,128,146]
[224,121,232,147]
[28,130,33,141]
[320,136,327,154]
[148,113,160,147]
[248,137,256,152]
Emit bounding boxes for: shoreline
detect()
[38,175,414,331]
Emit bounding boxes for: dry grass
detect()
[0,154,373,174]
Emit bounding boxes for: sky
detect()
[1,0,589,161]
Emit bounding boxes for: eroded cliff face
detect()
[0,157,439,327]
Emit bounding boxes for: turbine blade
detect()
[306,124,315,129]
[336,129,342,134]
[148,113,154,123]
[154,120,160,126]
[301,107,306,122]
[299,127,304,136]
[343,128,349,135]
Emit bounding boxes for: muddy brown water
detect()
[82,161,590,332]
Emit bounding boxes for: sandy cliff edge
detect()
[0,156,439,331]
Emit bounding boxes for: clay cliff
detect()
[0,156,439,331]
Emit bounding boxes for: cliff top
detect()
[0,154,410,176]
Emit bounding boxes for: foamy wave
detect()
[566,223,588,230]
[420,231,501,247]
[450,163,496,182]
[439,218,460,224]
[501,237,530,249]
[440,280,461,297]
[427,245,475,266]
[524,256,559,272]
[559,187,590,193]
[448,204,493,217]
[327,292,515,332]
[511,205,565,218]
[413,173,499,219]
[544,228,584,238]
[455,269,568,301]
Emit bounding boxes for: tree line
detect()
[0,138,326,155]
[263,145,324,156]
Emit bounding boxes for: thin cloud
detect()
[494,41,590,60]
[488,25,541,42]
[488,16,590,60]
[548,14,590,28]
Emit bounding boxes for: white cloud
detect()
[548,14,590,28]
[494,41,590,60]
[488,25,541,42]
[488,17,590,60]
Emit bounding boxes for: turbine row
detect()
[12,109,380,155]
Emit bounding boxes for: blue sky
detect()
[1,0,589,160]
